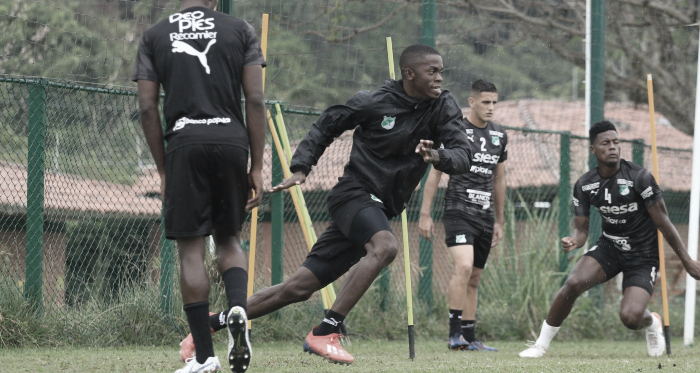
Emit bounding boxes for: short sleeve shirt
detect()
[132,7,266,152]
[444,120,508,215]
[572,159,663,253]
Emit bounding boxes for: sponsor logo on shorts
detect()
[467,189,491,210]
[456,234,467,244]
[572,197,579,207]
[381,116,395,130]
[641,186,654,199]
[650,266,656,287]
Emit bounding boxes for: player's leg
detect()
[304,207,395,364]
[463,221,498,351]
[167,145,221,371]
[619,261,663,357]
[446,244,473,350]
[520,253,609,358]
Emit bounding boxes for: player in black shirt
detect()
[217,44,468,365]
[419,80,505,351]
[519,121,700,358]
[133,1,265,372]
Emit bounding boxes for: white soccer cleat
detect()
[646,312,665,357]
[227,306,252,372]
[175,356,221,373]
[519,341,547,358]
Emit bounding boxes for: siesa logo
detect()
[472,153,500,164]
[381,116,396,130]
[597,202,638,215]
[641,186,654,199]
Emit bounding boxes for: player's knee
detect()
[561,277,587,296]
[467,274,481,289]
[619,307,646,330]
[366,232,398,265]
[282,281,315,302]
[453,262,474,280]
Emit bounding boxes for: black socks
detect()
[313,309,346,336]
[222,267,247,311]
[449,309,463,337]
[462,320,475,342]
[184,301,214,364]
[210,311,228,332]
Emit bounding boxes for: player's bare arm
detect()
[242,64,266,211]
[492,162,506,247]
[137,79,165,197]
[647,199,700,280]
[418,166,444,240]
[561,215,589,253]
[269,171,306,193]
[415,139,440,164]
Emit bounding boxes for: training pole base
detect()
[664,325,671,355]
[408,325,415,360]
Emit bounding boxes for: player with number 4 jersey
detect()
[519,121,700,359]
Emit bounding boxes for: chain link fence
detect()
[1,77,695,343]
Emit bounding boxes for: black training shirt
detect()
[444,119,508,215]
[132,7,266,152]
[573,159,663,253]
[289,79,472,217]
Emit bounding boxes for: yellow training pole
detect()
[647,73,671,355]
[387,36,415,359]
[246,13,269,330]
[267,111,333,310]
[272,104,338,303]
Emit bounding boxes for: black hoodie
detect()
[290,79,471,217]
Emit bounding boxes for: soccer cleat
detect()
[302,328,354,365]
[467,339,499,351]
[448,332,470,350]
[227,306,252,373]
[519,341,547,358]
[646,312,665,357]
[175,356,221,373]
[180,312,217,362]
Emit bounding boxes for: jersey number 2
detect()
[480,137,487,151]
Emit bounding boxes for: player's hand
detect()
[269,171,306,193]
[246,169,263,211]
[684,260,700,281]
[418,214,435,240]
[158,172,166,201]
[561,236,578,253]
[491,222,503,248]
[415,140,440,164]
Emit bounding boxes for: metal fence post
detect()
[25,79,46,313]
[632,139,644,166]
[558,132,571,274]
[270,134,284,286]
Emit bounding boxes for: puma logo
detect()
[172,39,217,74]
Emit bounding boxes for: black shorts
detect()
[585,238,659,295]
[443,209,494,269]
[164,144,248,239]
[302,197,392,286]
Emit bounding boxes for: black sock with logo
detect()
[210,311,228,332]
[449,309,463,337]
[462,320,476,342]
[313,309,346,336]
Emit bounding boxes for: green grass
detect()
[1,339,699,372]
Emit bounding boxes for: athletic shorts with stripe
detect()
[164,144,248,239]
[443,209,494,269]
[584,238,659,295]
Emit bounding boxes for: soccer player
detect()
[519,121,700,358]
[180,44,471,365]
[133,0,266,372]
[418,80,505,351]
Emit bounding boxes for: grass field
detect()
[2,338,698,372]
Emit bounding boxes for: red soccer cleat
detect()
[302,328,354,365]
[180,312,217,362]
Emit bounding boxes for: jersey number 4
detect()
[604,188,612,204]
